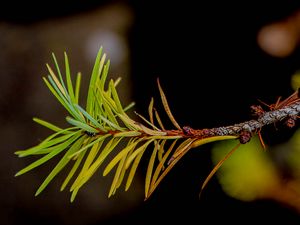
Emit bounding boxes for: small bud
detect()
[239,130,252,144]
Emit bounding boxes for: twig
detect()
[182,101,300,143]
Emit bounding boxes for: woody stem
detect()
[188,101,300,143]
[215,101,300,135]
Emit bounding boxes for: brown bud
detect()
[239,130,252,144]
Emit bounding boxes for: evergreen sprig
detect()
[15,47,236,201]
[15,47,299,202]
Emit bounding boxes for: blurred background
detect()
[1,0,300,224]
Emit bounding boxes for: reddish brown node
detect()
[239,130,252,144]
[201,129,212,137]
[182,126,193,136]
[285,116,297,128]
[182,126,215,138]
[250,105,265,117]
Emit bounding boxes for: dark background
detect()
[1,0,300,224]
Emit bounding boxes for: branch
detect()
[149,90,300,199]
[184,100,300,143]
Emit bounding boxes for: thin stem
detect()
[185,101,300,142]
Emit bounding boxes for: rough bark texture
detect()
[181,100,300,143]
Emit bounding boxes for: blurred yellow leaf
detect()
[291,70,300,90]
[211,137,279,201]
